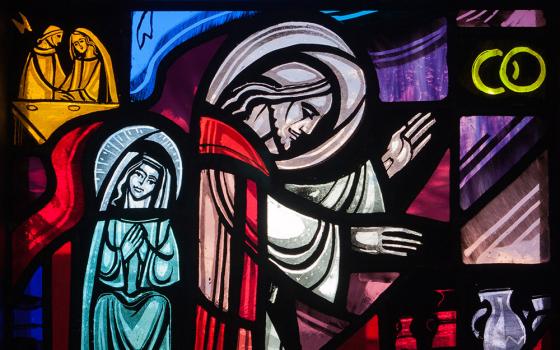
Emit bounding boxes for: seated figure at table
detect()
[18,25,69,100]
[60,28,118,103]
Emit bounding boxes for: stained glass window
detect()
[1,3,557,350]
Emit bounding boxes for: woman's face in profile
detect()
[128,163,160,200]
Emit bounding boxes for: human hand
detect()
[121,224,146,261]
[54,90,74,101]
[351,226,422,257]
[382,112,435,178]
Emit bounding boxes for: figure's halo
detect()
[94,125,182,198]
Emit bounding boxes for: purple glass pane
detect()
[457,10,546,28]
[151,36,226,132]
[371,20,448,102]
[346,272,398,315]
[462,154,549,264]
[296,302,349,350]
[459,116,542,209]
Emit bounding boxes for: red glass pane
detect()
[199,117,269,175]
[339,315,379,350]
[12,122,101,284]
[239,254,258,321]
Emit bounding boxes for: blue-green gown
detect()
[82,218,179,350]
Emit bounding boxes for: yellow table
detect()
[12,100,118,144]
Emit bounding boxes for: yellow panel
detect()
[12,101,118,144]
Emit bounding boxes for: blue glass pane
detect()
[13,267,43,342]
[23,267,42,298]
[130,11,255,101]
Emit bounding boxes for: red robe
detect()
[196,116,268,349]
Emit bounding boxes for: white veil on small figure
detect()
[106,152,172,209]
[81,126,182,349]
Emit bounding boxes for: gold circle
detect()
[499,47,546,93]
[471,49,505,95]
